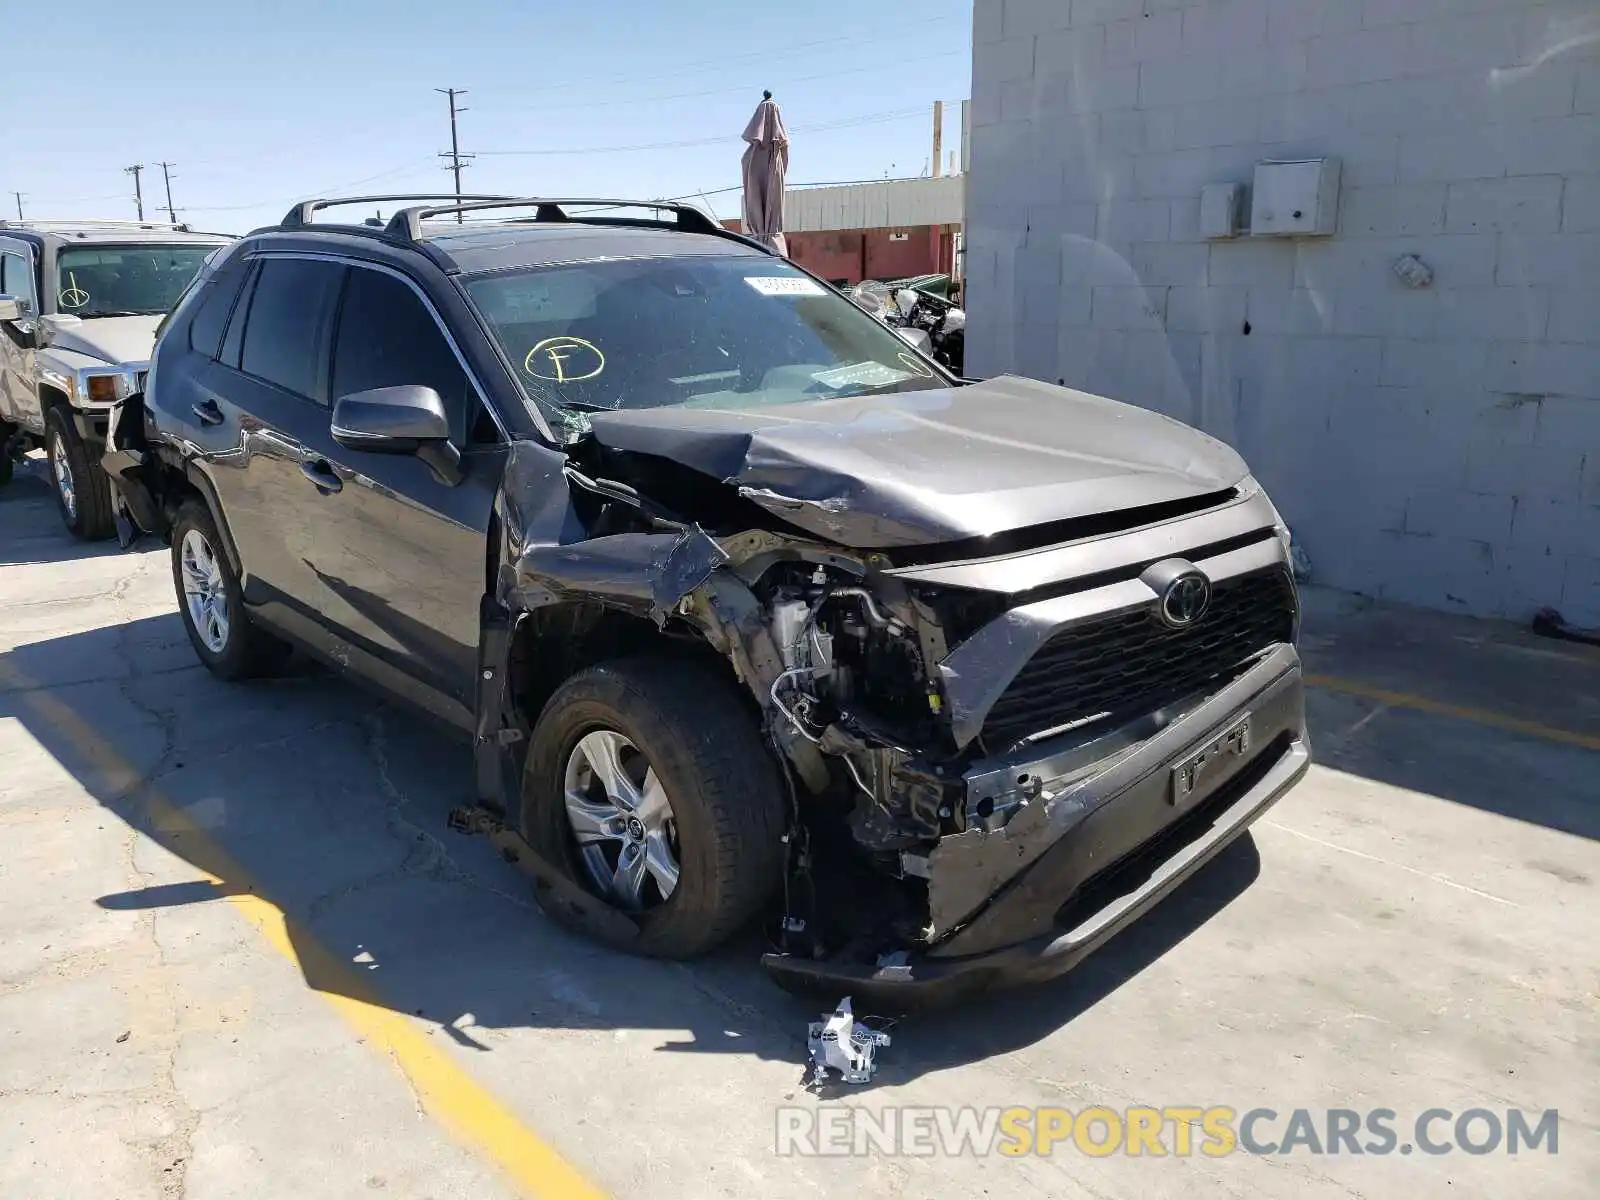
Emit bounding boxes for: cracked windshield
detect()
[466,255,945,427]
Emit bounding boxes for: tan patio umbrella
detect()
[740,91,789,256]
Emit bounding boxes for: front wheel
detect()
[45,408,114,540]
[169,500,292,681]
[521,658,788,959]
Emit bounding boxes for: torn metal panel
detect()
[648,526,729,618]
[494,439,588,568]
[584,375,1248,550]
[497,439,729,622]
[937,580,1154,750]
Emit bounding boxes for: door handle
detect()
[299,459,343,495]
[191,398,223,426]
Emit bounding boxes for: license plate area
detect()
[1171,716,1252,805]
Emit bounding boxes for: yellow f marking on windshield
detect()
[525,337,605,383]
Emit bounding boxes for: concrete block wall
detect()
[966,0,1600,625]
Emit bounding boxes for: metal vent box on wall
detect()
[1250,158,1341,237]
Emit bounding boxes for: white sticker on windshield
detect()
[744,275,826,297]
[811,361,912,390]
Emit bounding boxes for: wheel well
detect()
[507,601,746,729]
[39,384,70,414]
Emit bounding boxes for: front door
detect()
[0,241,40,430]
[292,263,502,731]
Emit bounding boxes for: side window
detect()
[1,250,37,309]
[219,262,258,369]
[330,267,483,444]
[238,258,344,401]
[186,268,247,360]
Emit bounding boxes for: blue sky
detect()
[2,0,973,236]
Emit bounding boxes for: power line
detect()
[181,159,436,214]
[436,87,474,224]
[157,162,180,223]
[470,14,969,101]
[475,106,927,158]
[123,164,145,221]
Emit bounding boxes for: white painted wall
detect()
[966,0,1600,625]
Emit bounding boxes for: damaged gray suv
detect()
[104,195,1310,1003]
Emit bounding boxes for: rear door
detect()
[289,262,504,729]
[198,254,348,650]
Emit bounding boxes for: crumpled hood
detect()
[584,374,1248,548]
[44,315,162,366]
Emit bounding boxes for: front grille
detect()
[980,568,1296,750]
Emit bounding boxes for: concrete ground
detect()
[2,453,1596,1199]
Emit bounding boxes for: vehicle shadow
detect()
[0,459,131,567]
[0,610,1260,1085]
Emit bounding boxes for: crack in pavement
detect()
[303,710,539,925]
[105,563,202,1200]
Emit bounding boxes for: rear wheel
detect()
[521,658,787,959]
[45,407,114,540]
[169,500,292,681]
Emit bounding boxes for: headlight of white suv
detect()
[75,366,141,407]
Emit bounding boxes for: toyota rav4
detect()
[103,195,1309,1003]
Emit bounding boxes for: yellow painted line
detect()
[1306,673,1600,754]
[0,662,606,1200]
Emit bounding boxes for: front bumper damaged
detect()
[761,644,1309,1006]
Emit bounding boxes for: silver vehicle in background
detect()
[0,219,229,538]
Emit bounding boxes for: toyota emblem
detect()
[1159,572,1212,628]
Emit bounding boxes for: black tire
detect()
[522,658,787,959]
[169,499,292,681]
[44,407,115,540]
[0,451,12,487]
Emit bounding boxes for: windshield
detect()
[55,244,221,318]
[463,255,948,428]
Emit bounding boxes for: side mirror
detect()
[0,295,26,323]
[331,384,462,486]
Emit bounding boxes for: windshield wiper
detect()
[80,310,150,318]
[551,399,619,413]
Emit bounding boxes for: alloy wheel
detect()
[180,529,231,654]
[562,729,681,910]
[49,432,76,521]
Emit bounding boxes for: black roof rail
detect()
[279,193,520,229]
[384,197,777,255]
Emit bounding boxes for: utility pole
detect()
[124,164,145,221]
[435,87,473,223]
[10,192,22,220]
[932,101,944,178]
[157,161,180,223]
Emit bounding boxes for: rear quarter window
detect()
[186,268,247,360]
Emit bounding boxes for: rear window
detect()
[185,261,246,360]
